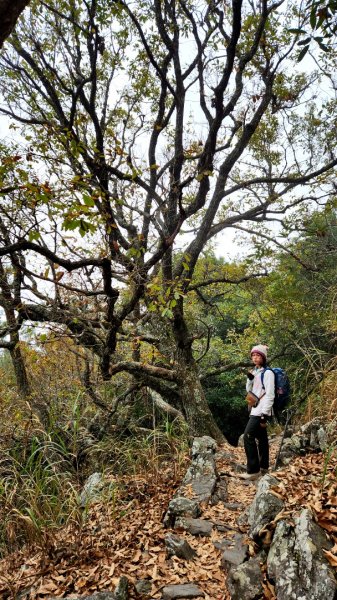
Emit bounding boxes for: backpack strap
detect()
[261,366,273,390]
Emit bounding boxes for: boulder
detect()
[175,517,213,537]
[114,576,129,600]
[191,436,217,458]
[180,450,217,505]
[278,419,329,466]
[135,579,152,596]
[80,472,104,507]
[211,477,227,504]
[165,533,197,560]
[163,436,219,527]
[247,474,284,540]
[227,554,265,600]
[162,583,205,599]
[267,508,337,600]
[220,533,249,568]
[163,497,201,528]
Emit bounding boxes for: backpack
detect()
[261,367,291,420]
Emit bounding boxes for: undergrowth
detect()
[0,418,189,558]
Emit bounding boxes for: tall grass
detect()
[90,417,189,481]
[0,432,81,556]
[0,418,189,558]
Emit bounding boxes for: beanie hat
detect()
[250,344,268,361]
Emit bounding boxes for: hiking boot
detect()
[239,472,261,481]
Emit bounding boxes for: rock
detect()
[267,508,337,600]
[79,472,103,507]
[163,497,201,528]
[213,522,239,533]
[165,533,197,560]
[175,517,213,537]
[223,502,243,510]
[114,576,129,600]
[236,506,250,529]
[163,436,219,529]
[135,579,152,596]
[317,426,328,452]
[162,583,205,599]
[180,456,217,504]
[179,437,218,504]
[278,419,329,466]
[220,533,249,568]
[191,436,217,458]
[247,474,284,540]
[211,477,227,504]
[227,554,265,600]
[237,434,244,447]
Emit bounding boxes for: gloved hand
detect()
[247,371,254,381]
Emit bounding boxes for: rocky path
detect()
[1,420,337,599]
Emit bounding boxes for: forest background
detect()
[0,0,336,560]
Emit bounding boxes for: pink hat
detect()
[251,344,268,360]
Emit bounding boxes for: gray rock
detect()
[227,554,264,600]
[180,454,217,504]
[247,474,284,540]
[236,505,250,529]
[162,583,205,599]
[175,517,213,537]
[80,472,104,507]
[191,436,217,458]
[135,579,152,596]
[220,533,249,568]
[211,477,227,504]
[114,576,129,600]
[237,434,244,447]
[267,509,337,600]
[163,496,201,528]
[165,533,197,560]
[317,426,328,451]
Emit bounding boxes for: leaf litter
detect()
[0,439,337,599]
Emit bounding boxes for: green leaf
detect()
[82,194,95,207]
[298,37,312,45]
[288,28,306,34]
[310,6,317,29]
[297,45,310,61]
[28,230,40,242]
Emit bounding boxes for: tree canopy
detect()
[0,0,336,440]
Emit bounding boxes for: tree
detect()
[292,0,337,60]
[0,0,30,49]
[0,0,336,441]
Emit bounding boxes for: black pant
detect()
[243,416,269,474]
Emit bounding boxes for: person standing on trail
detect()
[240,344,275,481]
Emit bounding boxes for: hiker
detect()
[241,344,275,481]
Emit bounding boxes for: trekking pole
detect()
[273,408,294,471]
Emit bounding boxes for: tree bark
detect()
[172,306,225,444]
[9,337,30,398]
[0,0,30,48]
[175,353,225,444]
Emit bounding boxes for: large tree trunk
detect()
[175,352,225,444]
[9,337,49,426]
[173,307,225,444]
[10,339,30,398]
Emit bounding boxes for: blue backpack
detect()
[261,367,291,419]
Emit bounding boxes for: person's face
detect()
[251,352,265,367]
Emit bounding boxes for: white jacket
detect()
[246,367,275,417]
